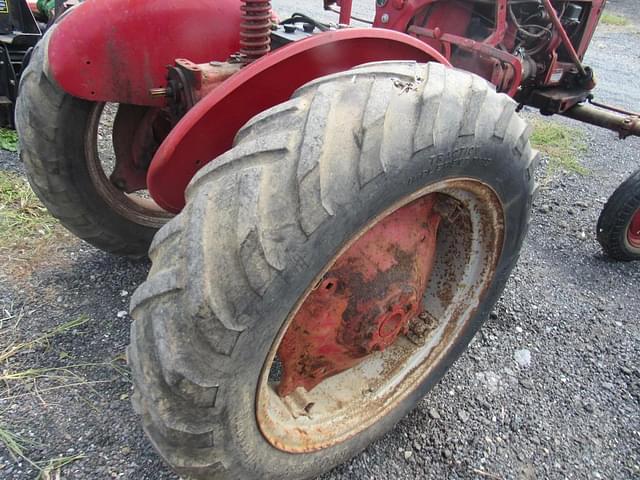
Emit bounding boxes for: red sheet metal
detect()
[277,195,441,396]
[45,0,243,106]
[147,28,449,213]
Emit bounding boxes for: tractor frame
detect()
[32,0,639,212]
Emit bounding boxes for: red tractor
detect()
[14,0,640,478]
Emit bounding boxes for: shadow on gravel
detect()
[0,247,176,479]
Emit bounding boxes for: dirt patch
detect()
[0,170,79,287]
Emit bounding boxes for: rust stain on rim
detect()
[256,178,505,453]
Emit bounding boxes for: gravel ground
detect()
[1,2,639,479]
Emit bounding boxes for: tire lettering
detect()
[407,147,481,185]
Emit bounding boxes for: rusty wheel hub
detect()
[111,105,172,193]
[84,102,172,227]
[277,195,441,396]
[257,180,505,453]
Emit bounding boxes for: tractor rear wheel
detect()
[16,36,171,257]
[597,168,640,261]
[128,62,537,479]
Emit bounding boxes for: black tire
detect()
[15,31,170,257]
[597,168,640,261]
[128,61,538,479]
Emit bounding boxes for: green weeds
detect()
[0,422,84,478]
[0,171,59,248]
[0,315,90,364]
[0,128,17,152]
[530,118,589,176]
[600,12,629,26]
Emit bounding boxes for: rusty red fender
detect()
[45,0,243,106]
[147,28,450,213]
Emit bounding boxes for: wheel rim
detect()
[85,102,172,228]
[627,208,640,249]
[256,179,505,453]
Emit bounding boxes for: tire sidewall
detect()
[17,34,165,256]
[597,168,640,261]
[217,138,532,479]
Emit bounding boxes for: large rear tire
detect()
[15,32,171,257]
[128,62,538,479]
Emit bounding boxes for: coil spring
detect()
[240,0,272,60]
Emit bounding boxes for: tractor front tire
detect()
[16,34,170,257]
[128,62,538,479]
[597,168,640,261]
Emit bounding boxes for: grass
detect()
[600,12,629,26]
[0,422,84,478]
[37,454,86,480]
[0,315,90,364]
[0,313,130,402]
[530,118,589,176]
[0,423,35,465]
[0,314,108,401]
[0,128,18,152]
[0,170,60,248]
[0,170,73,281]
[0,314,124,476]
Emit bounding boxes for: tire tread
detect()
[129,61,536,479]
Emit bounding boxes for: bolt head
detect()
[381,13,390,23]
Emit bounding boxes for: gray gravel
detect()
[1,1,639,479]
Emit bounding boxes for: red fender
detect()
[147,28,450,213]
[45,0,242,106]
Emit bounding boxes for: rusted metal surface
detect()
[256,181,505,453]
[150,60,243,119]
[628,209,640,249]
[188,61,244,100]
[43,0,625,215]
[483,0,508,47]
[540,0,587,77]
[111,106,171,193]
[408,25,522,96]
[277,195,441,397]
[589,99,640,118]
[84,104,170,228]
[407,310,440,346]
[561,103,640,140]
[526,88,591,115]
[239,0,272,60]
